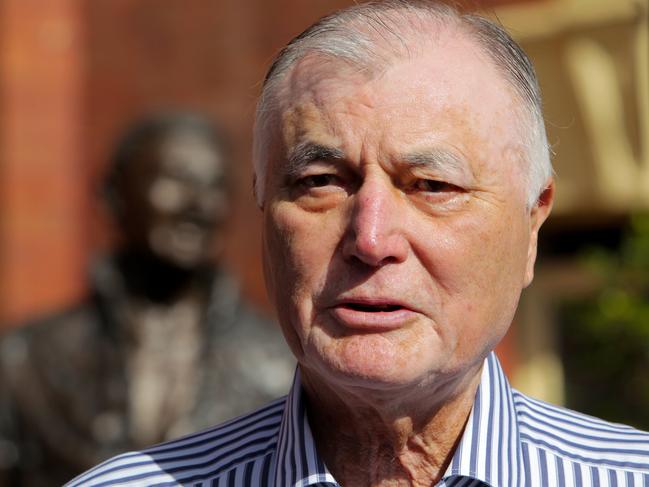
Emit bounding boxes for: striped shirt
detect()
[68,353,649,486]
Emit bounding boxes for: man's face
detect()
[119,131,229,268]
[261,34,551,394]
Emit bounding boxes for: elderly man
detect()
[70,2,649,486]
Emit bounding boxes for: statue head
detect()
[106,113,231,270]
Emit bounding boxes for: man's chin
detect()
[305,340,445,393]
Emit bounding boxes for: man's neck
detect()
[301,364,483,487]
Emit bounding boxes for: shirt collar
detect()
[273,352,523,487]
[273,370,337,486]
[441,352,523,487]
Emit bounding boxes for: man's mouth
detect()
[341,302,403,312]
[330,299,416,331]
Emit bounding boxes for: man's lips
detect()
[328,298,418,331]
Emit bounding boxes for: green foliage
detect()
[561,214,649,429]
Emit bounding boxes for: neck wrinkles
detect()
[300,362,484,486]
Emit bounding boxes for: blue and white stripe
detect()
[68,353,649,486]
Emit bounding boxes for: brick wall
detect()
[0,0,87,326]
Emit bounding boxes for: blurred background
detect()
[0,0,647,429]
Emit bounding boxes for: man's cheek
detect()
[265,228,309,309]
[263,211,297,301]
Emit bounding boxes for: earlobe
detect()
[524,178,555,287]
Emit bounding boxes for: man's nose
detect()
[342,177,409,267]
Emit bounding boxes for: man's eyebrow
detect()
[401,148,467,173]
[286,141,345,176]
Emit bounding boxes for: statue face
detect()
[118,130,229,268]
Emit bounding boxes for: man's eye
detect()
[412,179,459,193]
[298,174,340,188]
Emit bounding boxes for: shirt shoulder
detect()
[513,389,649,476]
[66,397,287,487]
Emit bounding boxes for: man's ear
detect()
[524,178,554,287]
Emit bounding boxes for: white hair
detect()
[252,0,552,208]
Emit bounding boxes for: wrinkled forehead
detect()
[271,33,522,156]
[273,55,364,123]
[274,56,366,146]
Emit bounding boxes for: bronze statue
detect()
[0,113,294,486]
